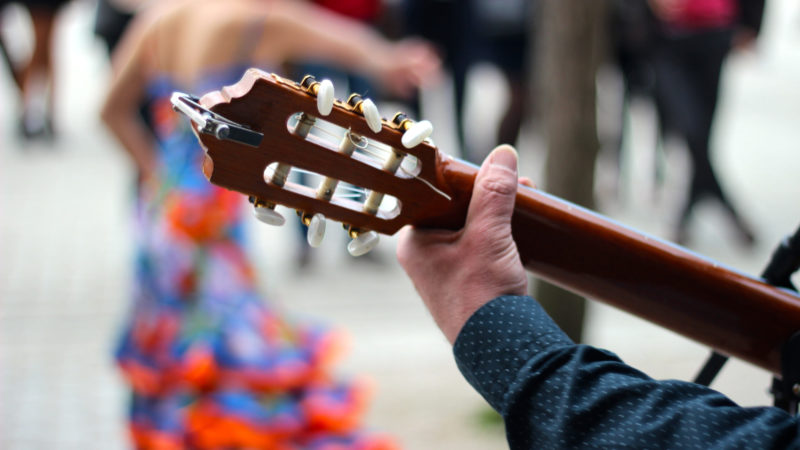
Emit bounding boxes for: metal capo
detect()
[170,92,263,147]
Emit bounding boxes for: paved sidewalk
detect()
[2,1,799,449]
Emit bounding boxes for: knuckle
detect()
[480,176,516,198]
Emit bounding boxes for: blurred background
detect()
[1,0,799,448]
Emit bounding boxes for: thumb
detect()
[465,145,519,231]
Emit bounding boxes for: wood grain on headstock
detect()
[192,69,800,376]
[196,69,464,235]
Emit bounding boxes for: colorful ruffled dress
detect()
[114,71,395,450]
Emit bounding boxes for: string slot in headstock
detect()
[285,112,422,181]
[192,69,459,238]
[262,163,402,221]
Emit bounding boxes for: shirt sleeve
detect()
[453,295,800,449]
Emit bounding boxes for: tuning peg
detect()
[361,99,383,133]
[401,120,433,148]
[305,213,326,248]
[316,79,334,116]
[253,204,285,226]
[300,75,335,116]
[347,94,382,134]
[347,230,379,257]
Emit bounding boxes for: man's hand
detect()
[396,145,528,344]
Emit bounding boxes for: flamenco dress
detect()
[114,70,396,450]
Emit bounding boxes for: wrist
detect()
[431,258,528,344]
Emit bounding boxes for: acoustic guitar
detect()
[172,68,800,377]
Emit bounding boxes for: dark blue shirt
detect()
[453,295,800,449]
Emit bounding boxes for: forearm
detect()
[100,6,156,177]
[454,296,800,448]
[101,105,157,176]
[265,2,393,79]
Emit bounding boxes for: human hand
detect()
[396,145,528,344]
[372,38,441,99]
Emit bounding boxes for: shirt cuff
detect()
[453,295,573,413]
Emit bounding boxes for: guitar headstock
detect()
[172,69,469,256]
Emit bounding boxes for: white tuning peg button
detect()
[361,98,382,133]
[306,214,326,248]
[317,79,334,116]
[401,120,433,148]
[253,205,285,226]
[347,231,379,257]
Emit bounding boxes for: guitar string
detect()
[398,166,452,201]
[307,123,452,201]
[309,124,387,161]
[288,167,367,199]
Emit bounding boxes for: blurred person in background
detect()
[648,0,764,246]
[0,0,71,140]
[465,0,533,163]
[101,0,439,447]
[606,0,660,195]
[294,0,382,97]
[289,0,383,270]
[402,0,533,164]
[403,0,473,156]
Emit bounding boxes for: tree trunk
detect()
[533,0,608,342]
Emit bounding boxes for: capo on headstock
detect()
[170,92,263,147]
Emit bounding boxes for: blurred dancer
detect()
[1,0,70,139]
[101,0,438,448]
[290,0,383,269]
[649,0,764,245]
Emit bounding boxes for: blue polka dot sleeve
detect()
[453,296,800,449]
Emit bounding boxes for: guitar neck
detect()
[437,157,800,375]
[187,69,799,374]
